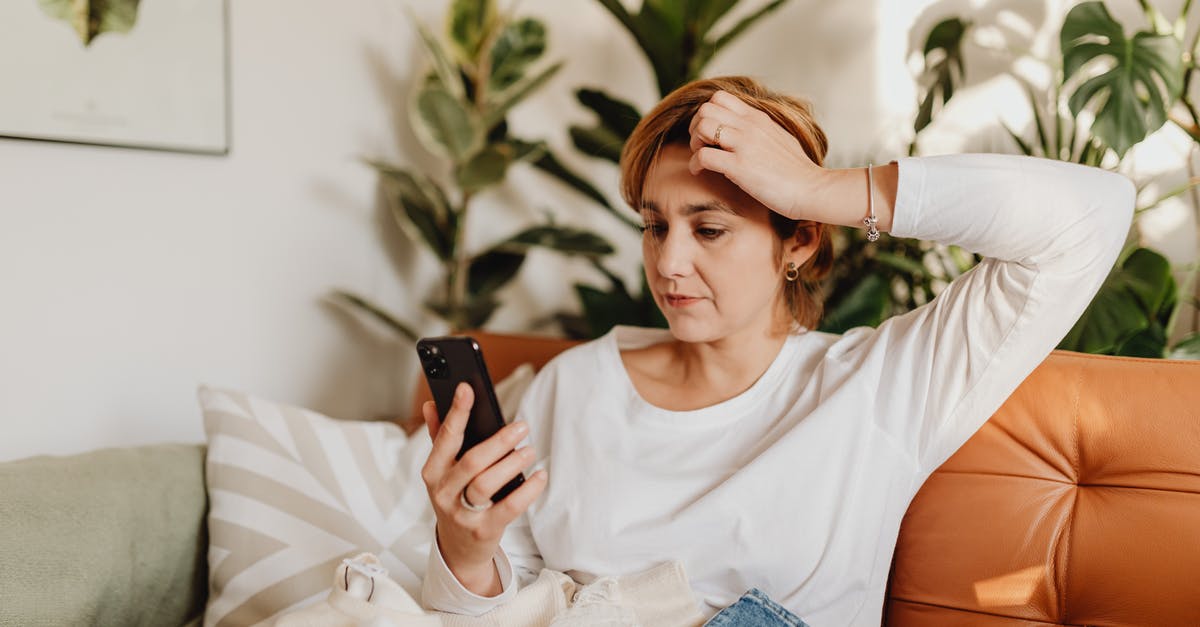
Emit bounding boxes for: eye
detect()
[640,223,667,238]
[696,227,726,241]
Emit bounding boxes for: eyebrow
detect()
[641,200,739,217]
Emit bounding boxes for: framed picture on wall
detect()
[0,0,230,155]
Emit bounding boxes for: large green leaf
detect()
[1058,247,1175,354]
[488,18,547,93]
[366,161,458,261]
[577,89,643,140]
[39,0,140,46]
[447,0,495,65]
[594,0,683,96]
[412,81,481,161]
[468,250,526,298]
[913,18,970,137]
[817,274,891,334]
[570,125,626,163]
[1061,1,1183,158]
[455,139,546,194]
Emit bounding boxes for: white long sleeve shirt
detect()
[421,154,1135,625]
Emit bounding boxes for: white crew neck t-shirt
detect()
[421,154,1135,626]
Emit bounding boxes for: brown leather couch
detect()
[406,332,1200,626]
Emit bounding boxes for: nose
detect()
[652,227,694,279]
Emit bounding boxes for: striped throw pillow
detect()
[198,364,534,626]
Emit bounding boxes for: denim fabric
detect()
[701,588,809,627]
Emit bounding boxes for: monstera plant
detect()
[39,0,141,46]
[331,0,614,340]
[536,0,790,338]
[904,0,1200,359]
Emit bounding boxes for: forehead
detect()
[641,144,762,216]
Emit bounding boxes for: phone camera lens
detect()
[417,345,432,360]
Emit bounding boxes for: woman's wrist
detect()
[796,164,897,234]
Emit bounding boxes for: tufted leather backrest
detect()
[886,350,1200,626]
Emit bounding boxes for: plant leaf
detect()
[692,0,739,41]
[412,80,481,161]
[328,289,419,343]
[455,138,547,193]
[482,61,563,130]
[692,0,788,76]
[1061,1,1183,157]
[913,17,970,136]
[500,225,616,257]
[569,124,625,163]
[817,274,891,334]
[1058,247,1174,354]
[577,89,643,140]
[447,0,495,65]
[488,17,547,93]
[406,9,464,99]
[468,250,526,298]
[38,0,140,46]
[366,160,458,260]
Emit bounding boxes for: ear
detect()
[783,221,819,266]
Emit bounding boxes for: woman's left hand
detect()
[687,90,825,221]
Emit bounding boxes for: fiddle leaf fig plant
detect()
[331,0,614,338]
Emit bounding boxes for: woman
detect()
[417,76,1134,625]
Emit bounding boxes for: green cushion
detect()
[0,443,208,626]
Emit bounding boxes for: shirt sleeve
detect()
[831,153,1134,477]
[419,366,555,615]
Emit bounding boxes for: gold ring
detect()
[714,124,724,145]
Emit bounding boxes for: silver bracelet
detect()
[864,163,880,242]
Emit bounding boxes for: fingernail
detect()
[513,421,528,436]
[455,383,468,400]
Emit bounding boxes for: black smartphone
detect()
[416,335,525,503]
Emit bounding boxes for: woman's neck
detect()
[621,321,796,411]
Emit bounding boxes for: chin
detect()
[663,316,725,344]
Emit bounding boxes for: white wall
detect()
[3,0,1196,461]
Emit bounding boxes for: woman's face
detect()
[640,143,807,343]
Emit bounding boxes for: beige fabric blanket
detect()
[274,554,706,627]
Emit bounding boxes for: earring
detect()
[785,262,799,282]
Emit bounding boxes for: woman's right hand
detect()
[420,382,548,597]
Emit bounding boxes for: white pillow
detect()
[199,363,536,626]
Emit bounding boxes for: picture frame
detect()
[0,0,231,155]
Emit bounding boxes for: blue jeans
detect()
[702,587,810,626]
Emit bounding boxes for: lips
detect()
[665,293,703,307]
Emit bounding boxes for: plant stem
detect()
[450,191,474,330]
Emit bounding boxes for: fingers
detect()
[422,401,439,441]
[424,382,473,478]
[689,118,739,153]
[689,146,736,177]
[688,102,738,151]
[442,419,531,498]
[483,468,548,527]
[462,444,537,506]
